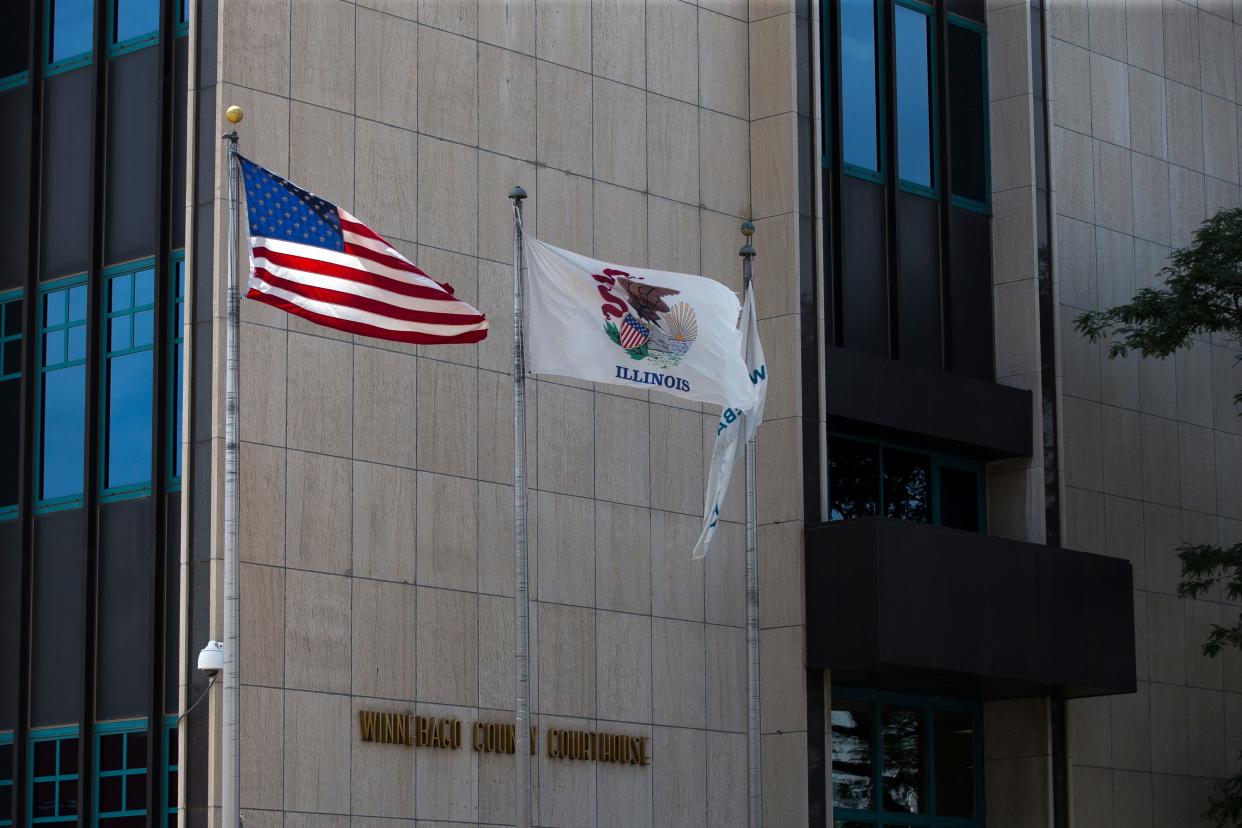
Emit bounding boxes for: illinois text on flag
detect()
[238,156,487,344]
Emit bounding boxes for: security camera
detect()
[197,641,224,677]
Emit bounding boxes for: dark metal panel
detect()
[172,41,189,250]
[39,69,94,281]
[96,499,155,721]
[104,48,161,267]
[947,207,994,380]
[895,192,942,368]
[945,0,986,23]
[0,86,32,292]
[0,521,20,732]
[0,1,30,79]
[839,175,889,356]
[30,511,86,727]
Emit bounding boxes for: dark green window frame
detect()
[827,432,985,531]
[44,0,95,77]
[93,720,148,826]
[100,259,157,502]
[894,0,939,199]
[0,72,31,93]
[832,688,984,826]
[167,251,184,489]
[35,275,89,513]
[946,14,990,214]
[107,0,160,57]
[27,726,80,825]
[0,290,23,522]
[161,717,177,827]
[0,731,13,827]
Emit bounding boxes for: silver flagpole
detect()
[509,185,532,828]
[221,107,244,828]
[740,221,762,828]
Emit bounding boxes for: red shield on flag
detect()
[619,314,650,349]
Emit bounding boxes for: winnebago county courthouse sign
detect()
[358,710,652,766]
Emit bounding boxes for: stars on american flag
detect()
[241,157,344,252]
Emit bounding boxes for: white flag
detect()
[691,280,766,559]
[524,236,758,410]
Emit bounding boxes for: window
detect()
[37,279,88,511]
[894,1,936,195]
[947,18,989,210]
[831,690,983,826]
[1,732,13,827]
[840,0,882,177]
[168,254,184,488]
[46,0,94,73]
[0,293,22,520]
[28,728,79,825]
[95,721,148,827]
[176,0,188,36]
[828,434,984,531]
[110,0,159,55]
[0,1,30,90]
[161,718,177,828]
[102,262,156,499]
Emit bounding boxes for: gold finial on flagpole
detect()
[225,105,244,124]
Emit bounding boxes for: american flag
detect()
[239,156,487,344]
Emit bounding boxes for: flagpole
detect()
[221,107,243,828]
[740,221,762,828]
[509,185,533,828]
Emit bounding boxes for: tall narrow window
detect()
[95,722,148,825]
[111,0,159,54]
[38,280,88,509]
[162,719,177,828]
[0,732,13,827]
[28,728,79,824]
[0,1,30,89]
[839,0,882,176]
[103,263,156,499]
[894,2,936,194]
[168,255,184,487]
[47,0,94,71]
[948,19,989,209]
[176,0,189,35]
[0,293,21,520]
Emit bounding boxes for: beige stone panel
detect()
[593,181,647,265]
[1150,773,1193,825]
[755,416,801,524]
[596,500,652,615]
[1054,215,1093,309]
[240,442,286,566]
[418,27,479,145]
[1131,152,1170,247]
[536,60,593,177]
[286,450,352,574]
[355,9,418,132]
[480,155,537,268]
[597,610,652,722]
[651,510,704,620]
[416,471,479,591]
[1090,52,1130,149]
[290,0,355,111]
[759,624,805,734]
[1206,174,1242,217]
[477,713,517,822]
[1047,0,1086,46]
[478,593,514,709]
[221,0,290,97]
[1100,405,1142,500]
[478,46,537,162]
[417,135,479,255]
[478,481,515,596]
[1179,423,1218,512]
[219,85,291,187]
[1202,9,1236,101]
[704,520,743,627]
[416,587,479,704]
[701,0,746,20]
[1212,344,1242,435]
[1218,433,1242,520]
[1110,680,1152,771]
[357,0,415,18]
[241,685,284,809]
[1166,81,1204,174]
[597,730,654,827]
[352,345,418,467]
[651,725,706,828]
[984,755,1050,827]
[1164,0,1201,87]
[990,95,1033,194]
[288,102,356,223]
[989,5,1031,104]
[536,0,592,71]
[352,579,417,699]
[652,617,705,727]
[1112,769,1154,828]
[983,697,1049,760]
[1093,139,1133,235]
[536,715,598,825]
[479,0,536,54]
[536,491,595,605]
[647,0,698,105]
[1126,0,1163,73]
[1103,493,1145,587]
[1186,599,1225,689]
[285,569,352,692]
[649,404,703,515]
[748,12,792,122]
[284,690,352,813]
[1129,67,1167,162]
[705,731,745,827]
[700,208,744,295]
[1142,502,1182,596]
[350,698,418,819]
[285,815,349,828]
[751,114,795,220]
[354,119,418,245]
[241,563,285,686]
[474,265,513,371]
[287,332,353,456]
[537,381,595,496]
[538,603,596,717]
[647,94,700,207]
[421,0,478,36]
[648,196,701,275]
[1096,226,1134,312]
[239,810,284,828]
[1089,0,1127,60]
[536,167,594,252]
[1059,303,1100,400]
[593,393,650,510]
[1140,414,1181,507]
[416,358,478,477]
[1177,339,1215,429]
[593,79,647,192]
[757,521,803,628]
[477,370,514,488]
[1068,695,1112,767]
[1052,127,1094,224]
[1149,681,1190,775]
[705,623,744,732]
[414,246,480,367]
[762,730,808,825]
[353,463,417,586]
[239,323,287,446]
[1064,486,1105,555]
[592,0,644,87]
[698,9,747,120]
[1061,396,1103,493]
[1071,764,1113,827]
[700,110,750,218]
[750,212,797,317]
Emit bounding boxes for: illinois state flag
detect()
[524,237,758,411]
[239,156,487,344]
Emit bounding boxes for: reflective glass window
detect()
[38,282,88,507]
[0,2,30,85]
[883,448,930,523]
[96,723,149,825]
[163,719,177,827]
[48,0,94,67]
[829,438,880,520]
[0,734,12,827]
[104,265,156,496]
[28,729,79,824]
[894,4,935,192]
[881,706,925,813]
[831,698,874,811]
[0,295,21,518]
[934,709,978,817]
[840,0,881,174]
[113,0,159,48]
[939,465,980,532]
[948,21,988,207]
[169,256,184,486]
